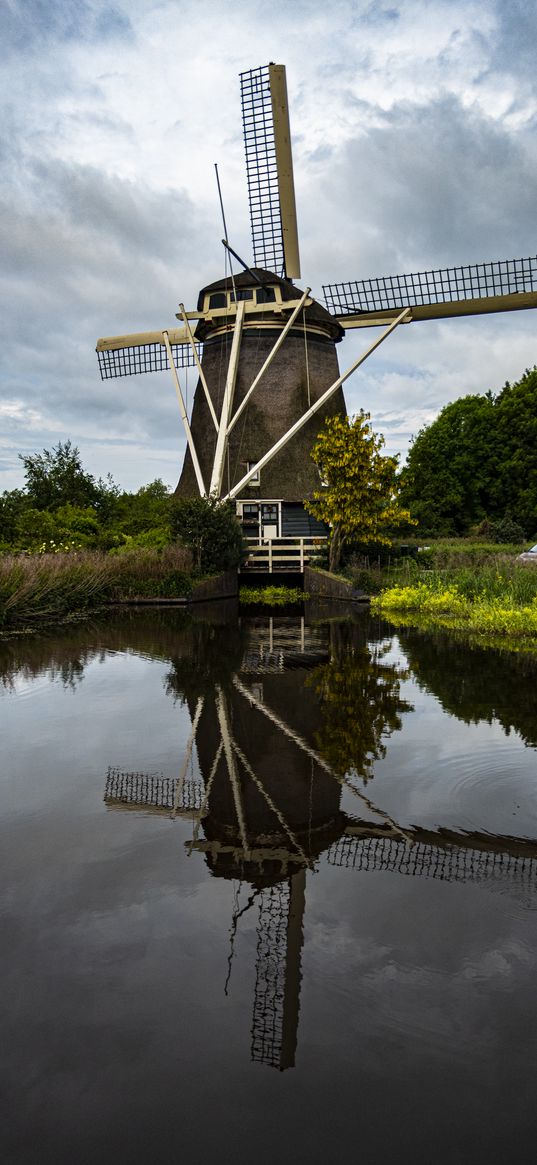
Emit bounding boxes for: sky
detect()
[1,0,536,493]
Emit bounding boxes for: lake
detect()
[2,604,537,1164]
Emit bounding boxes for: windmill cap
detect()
[197,268,344,340]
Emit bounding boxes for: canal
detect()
[2,604,537,1163]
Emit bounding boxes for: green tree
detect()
[16,508,59,549]
[0,489,30,548]
[113,479,171,537]
[399,394,498,535]
[399,368,537,537]
[494,368,537,532]
[19,440,118,517]
[306,412,415,572]
[170,495,244,574]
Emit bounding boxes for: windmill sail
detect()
[324,254,537,327]
[240,64,301,279]
[96,328,202,379]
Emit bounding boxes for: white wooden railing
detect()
[241,536,326,572]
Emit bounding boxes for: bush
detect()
[486,513,526,545]
[170,496,244,574]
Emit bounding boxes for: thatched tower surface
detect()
[175,270,346,512]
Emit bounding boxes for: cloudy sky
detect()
[1,0,536,492]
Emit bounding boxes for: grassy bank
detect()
[370,551,537,642]
[0,547,193,631]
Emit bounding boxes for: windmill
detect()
[96,63,537,545]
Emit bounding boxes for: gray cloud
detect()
[489,0,537,83]
[310,94,537,285]
[0,148,216,486]
[4,0,133,55]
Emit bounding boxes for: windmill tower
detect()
[96,63,537,542]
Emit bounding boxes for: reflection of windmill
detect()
[95,64,537,548]
[104,616,537,1071]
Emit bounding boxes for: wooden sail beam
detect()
[325,254,537,327]
[216,686,250,855]
[269,64,301,280]
[96,325,192,351]
[338,290,537,329]
[172,696,204,819]
[232,675,414,844]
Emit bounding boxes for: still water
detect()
[2,604,537,1163]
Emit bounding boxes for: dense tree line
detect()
[0,441,172,551]
[399,367,537,537]
[0,440,243,573]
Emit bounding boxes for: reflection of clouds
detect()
[461,939,533,982]
[371,711,537,838]
[303,875,537,1064]
[307,918,391,968]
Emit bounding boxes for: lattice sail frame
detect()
[105,767,203,813]
[241,65,284,275]
[324,254,537,321]
[328,834,537,891]
[97,340,202,380]
[251,880,291,1069]
[240,64,300,280]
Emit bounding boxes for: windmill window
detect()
[230,288,254,302]
[208,292,227,309]
[255,287,276,303]
[247,461,260,484]
[242,504,259,519]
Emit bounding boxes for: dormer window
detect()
[208,292,227,309]
[205,285,278,312]
[230,288,254,302]
[256,286,276,303]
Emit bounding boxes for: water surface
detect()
[2,606,537,1163]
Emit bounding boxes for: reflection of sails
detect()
[103,615,537,1072]
[329,825,537,892]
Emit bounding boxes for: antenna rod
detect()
[214,164,237,300]
[213,163,228,239]
[222,239,263,286]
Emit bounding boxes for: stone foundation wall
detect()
[304,565,368,602]
[189,570,238,603]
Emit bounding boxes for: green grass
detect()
[239,585,307,606]
[372,563,537,643]
[358,539,537,647]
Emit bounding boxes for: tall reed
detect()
[0,547,193,629]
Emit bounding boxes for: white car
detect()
[517,544,537,563]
